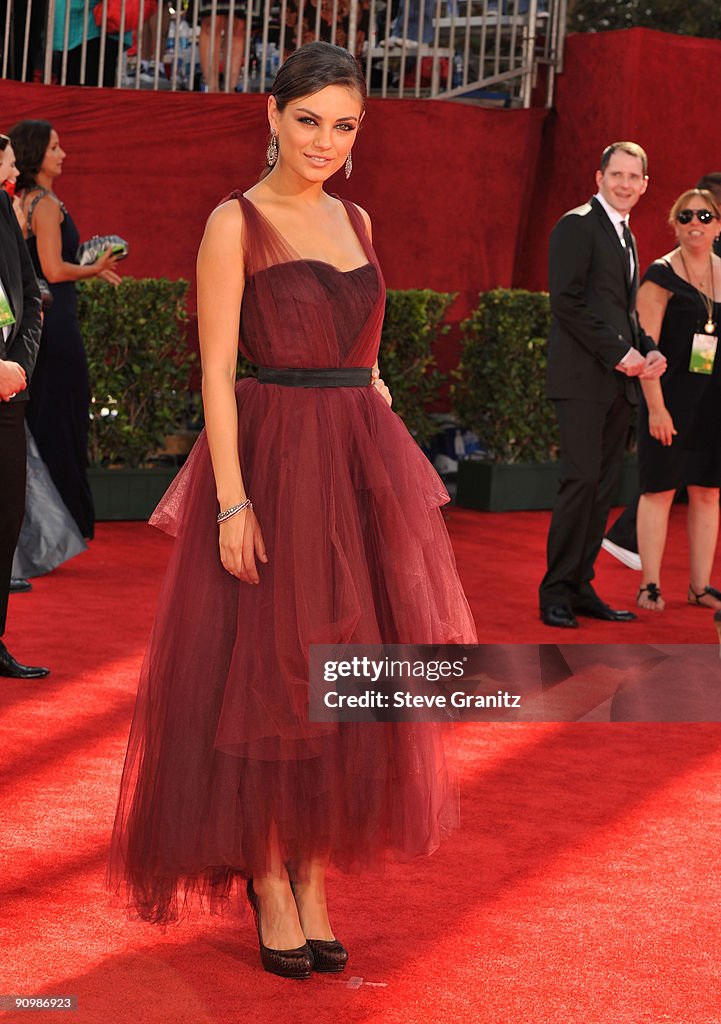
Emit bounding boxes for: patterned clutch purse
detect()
[76,235,129,266]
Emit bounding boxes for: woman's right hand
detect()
[219,509,268,583]
[648,406,677,446]
[94,246,122,286]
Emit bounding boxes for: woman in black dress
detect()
[10,120,121,539]
[636,188,721,612]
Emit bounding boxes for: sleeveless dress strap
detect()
[24,187,65,238]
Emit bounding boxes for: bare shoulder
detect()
[201,198,245,252]
[350,202,372,240]
[205,197,244,231]
[27,190,61,224]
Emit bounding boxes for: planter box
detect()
[88,467,179,521]
[456,457,639,513]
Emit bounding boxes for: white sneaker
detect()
[601,538,642,571]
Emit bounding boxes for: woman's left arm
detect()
[354,203,393,408]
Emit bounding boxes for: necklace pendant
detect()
[705,319,716,334]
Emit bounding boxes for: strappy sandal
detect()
[688,584,721,610]
[637,583,664,611]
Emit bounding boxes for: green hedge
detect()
[80,282,452,467]
[380,288,455,443]
[452,288,558,463]
[238,288,455,445]
[79,278,194,468]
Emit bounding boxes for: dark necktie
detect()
[621,220,634,282]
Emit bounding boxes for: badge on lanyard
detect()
[0,287,16,330]
[689,333,718,375]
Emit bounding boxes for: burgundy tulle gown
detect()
[108,193,477,923]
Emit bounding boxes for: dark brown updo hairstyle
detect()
[262,42,366,176]
[9,120,53,192]
[271,41,367,111]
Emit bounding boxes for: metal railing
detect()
[1,0,566,106]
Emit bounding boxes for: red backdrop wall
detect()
[0,77,545,371]
[2,27,721,367]
[520,28,721,290]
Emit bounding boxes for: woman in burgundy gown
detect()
[109,41,476,979]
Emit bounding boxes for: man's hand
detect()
[615,349,646,376]
[638,349,667,380]
[0,360,27,401]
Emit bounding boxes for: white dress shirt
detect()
[594,191,636,281]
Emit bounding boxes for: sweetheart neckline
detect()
[238,193,373,276]
[248,258,376,279]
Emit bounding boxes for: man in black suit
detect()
[539,141,667,629]
[0,187,49,677]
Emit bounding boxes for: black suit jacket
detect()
[0,190,42,403]
[546,196,656,403]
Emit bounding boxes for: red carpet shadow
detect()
[3,520,721,1023]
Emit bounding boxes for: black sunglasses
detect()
[676,208,718,225]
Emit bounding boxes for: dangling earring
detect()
[266,129,278,167]
[344,150,353,179]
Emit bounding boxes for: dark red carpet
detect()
[1,508,720,1023]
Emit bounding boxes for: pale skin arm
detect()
[636,279,676,446]
[0,360,27,400]
[30,194,121,286]
[196,201,267,584]
[355,203,392,408]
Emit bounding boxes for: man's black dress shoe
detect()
[0,642,50,679]
[9,578,32,593]
[574,600,636,622]
[540,604,578,628]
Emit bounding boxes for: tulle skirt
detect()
[108,379,476,922]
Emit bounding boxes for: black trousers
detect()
[0,401,27,637]
[606,497,639,550]
[62,37,120,87]
[539,392,632,608]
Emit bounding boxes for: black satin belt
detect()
[257,366,372,388]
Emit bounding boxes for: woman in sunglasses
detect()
[636,188,721,611]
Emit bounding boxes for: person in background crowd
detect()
[3,0,48,82]
[10,120,121,540]
[138,1,170,82]
[603,172,721,571]
[634,189,721,612]
[539,141,666,629]
[382,0,435,48]
[0,134,18,200]
[284,0,370,58]
[0,135,48,680]
[1,132,86,596]
[51,0,120,86]
[198,2,246,92]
